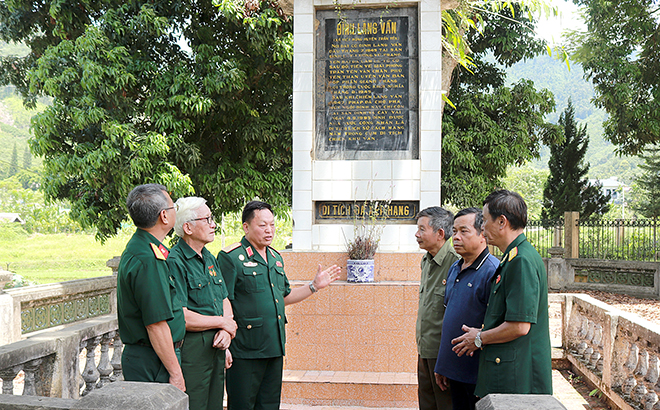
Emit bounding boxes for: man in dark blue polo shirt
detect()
[434,208,498,410]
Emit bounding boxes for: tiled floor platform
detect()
[281,369,590,410]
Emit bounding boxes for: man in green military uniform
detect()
[452,190,552,397]
[415,206,460,410]
[217,200,341,410]
[117,184,186,391]
[168,197,238,410]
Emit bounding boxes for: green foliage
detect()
[505,55,642,182]
[0,183,85,234]
[1,0,293,242]
[633,146,660,220]
[566,0,660,155]
[502,165,548,218]
[443,79,561,208]
[542,100,610,219]
[8,141,17,176]
[441,6,561,208]
[22,145,30,168]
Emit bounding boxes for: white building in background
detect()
[589,177,630,204]
[0,213,24,224]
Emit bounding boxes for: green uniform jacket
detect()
[168,240,228,317]
[416,240,460,358]
[475,234,552,397]
[117,229,185,345]
[217,237,291,359]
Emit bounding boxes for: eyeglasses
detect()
[162,203,179,213]
[189,215,215,225]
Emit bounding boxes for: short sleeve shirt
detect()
[416,240,460,358]
[117,229,186,344]
[434,248,499,384]
[475,234,553,397]
[217,236,291,359]
[168,239,228,317]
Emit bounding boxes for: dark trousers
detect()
[418,356,452,410]
[449,378,477,410]
[122,343,181,383]
[181,330,226,410]
[226,356,283,410]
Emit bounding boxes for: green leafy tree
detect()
[542,100,610,219]
[8,142,18,177]
[502,165,548,219]
[441,7,562,208]
[566,0,660,155]
[0,0,293,241]
[633,146,660,220]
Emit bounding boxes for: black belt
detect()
[135,340,184,349]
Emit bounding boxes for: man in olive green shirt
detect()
[217,200,341,410]
[452,190,552,397]
[168,197,238,410]
[415,206,460,410]
[117,184,186,392]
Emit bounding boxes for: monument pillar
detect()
[292,0,443,251]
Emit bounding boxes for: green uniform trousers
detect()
[122,343,181,383]
[181,329,226,410]
[226,356,283,410]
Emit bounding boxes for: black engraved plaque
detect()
[315,8,418,160]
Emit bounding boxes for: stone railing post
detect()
[564,211,579,259]
[0,272,21,345]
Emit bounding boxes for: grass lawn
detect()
[0,223,291,285]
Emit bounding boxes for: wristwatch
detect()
[309,282,317,293]
[475,331,483,349]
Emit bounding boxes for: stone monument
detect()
[291,0,444,251]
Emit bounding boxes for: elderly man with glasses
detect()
[168,196,238,410]
[117,184,186,391]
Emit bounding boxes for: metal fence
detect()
[490,219,564,259]
[578,218,660,261]
[488,218,660,261]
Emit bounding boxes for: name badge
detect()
[244,262,258,267]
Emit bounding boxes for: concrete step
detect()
[281,369,592,410]
[282,370,417,408]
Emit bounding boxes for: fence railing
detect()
[491,215,660,261]
[0,314,120,398]
[491,219,564,259]
[579,218,660,261]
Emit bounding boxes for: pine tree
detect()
[8,142,18,177]
[542,99,610,220]
[634,146,660,220]
[23,146,32,169]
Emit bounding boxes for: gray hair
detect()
[416,206,454,240]
[126,184,169,229]
[174,197,207,237]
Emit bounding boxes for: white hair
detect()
[174,197,207,237]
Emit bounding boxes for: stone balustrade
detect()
[556,293,660,410]
[0,314,120,399]
[0,276,117,345]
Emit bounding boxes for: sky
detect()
[534,0,586,44]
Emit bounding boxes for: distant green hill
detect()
[505,55,641,184]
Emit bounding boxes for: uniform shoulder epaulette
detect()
[508,246,518,261]
[222,242,242,253]
[150,243,167,260]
